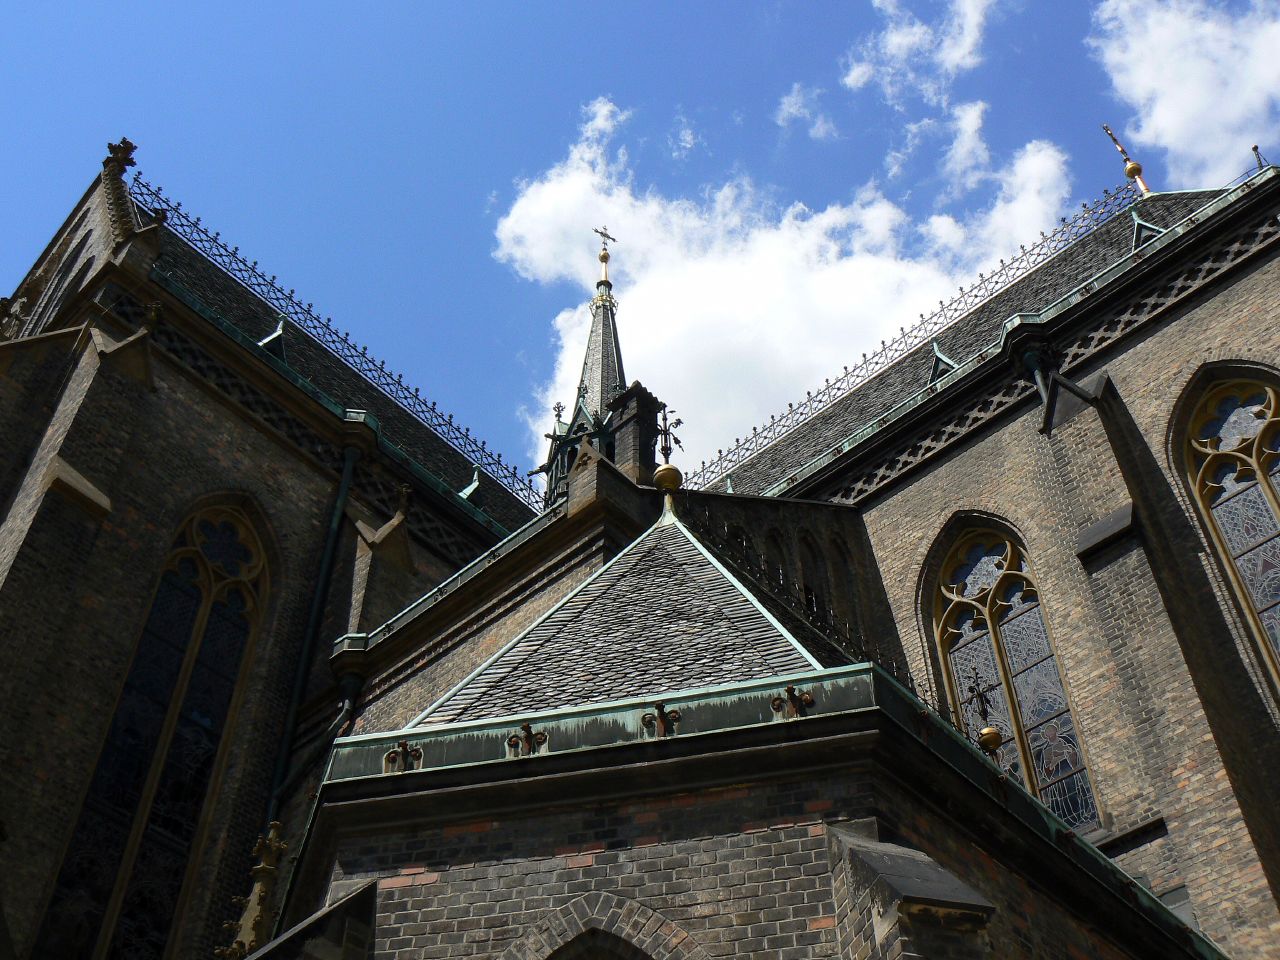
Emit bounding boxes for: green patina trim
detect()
[324,660,1223,958]
[331,663,876,776]
[148,266,509,538]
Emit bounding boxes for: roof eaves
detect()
[147,263,512,539]
[763,170,1276,497]
[359,499,568,651]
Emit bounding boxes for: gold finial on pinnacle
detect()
[592,225,617,284]
[1102,123,1150,195]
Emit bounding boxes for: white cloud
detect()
[937,0,997,73]
[495,99,1072,473]
[885,117,937,178]
[841,0,1000,107]
[841,60,874,90]
[1091,0,1280,187]
[943,101,991,194]
[775,83,840,140]
[669,110,702,160]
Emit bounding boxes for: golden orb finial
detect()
[598,247,610,264]
[1124,159,1143,180]
[653,462,683,492]
[977,726,1002,755]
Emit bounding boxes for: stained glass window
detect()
[934,533,1099,830]
[35,507,267,960]
[1187,380,1280,679]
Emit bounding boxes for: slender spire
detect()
[534,228,628,505]
[575,227,626,424]
[1102,123,1151,195]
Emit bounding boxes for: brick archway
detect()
[499,891,711,960]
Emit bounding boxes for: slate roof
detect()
[575,286,626,427]
[715,189,1225,496]
[416,512,824,725]
[143,216,535,531]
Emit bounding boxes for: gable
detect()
[416,515,820,725]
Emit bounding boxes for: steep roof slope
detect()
[415,512,828,726]
[715,189,1224,496]
[134,198,536,531]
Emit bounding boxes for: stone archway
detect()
[498,891,712,960]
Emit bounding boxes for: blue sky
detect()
[5,2,1279,482]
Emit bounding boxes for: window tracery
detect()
[934,531,1098,831]
[35,506,268,960]
[1186,380,1280,679]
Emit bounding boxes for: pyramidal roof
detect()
[413,507,825,726]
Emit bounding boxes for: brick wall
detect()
[818,241,1280,954]
[305,766,1160,960]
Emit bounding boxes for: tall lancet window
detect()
[35,506,268,960]
[1186,380,1280,681]
[933,531,1099,830]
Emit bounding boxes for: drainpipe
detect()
[265,444,360,825]
[272,671,365,802]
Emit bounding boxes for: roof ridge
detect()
[667,516,824,672]
[127,172,542,510]
[685,179,1144,491]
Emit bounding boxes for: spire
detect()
[576,227,626,424]
[534,228,629,505]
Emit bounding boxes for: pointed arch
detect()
[34,496,275,960]
[1173,361,1280,691]
[763,527,788,590]
[798,529,831,620]
[923,514,1099,831]
[499,891,712,960]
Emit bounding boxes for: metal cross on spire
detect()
[592,225,618,249]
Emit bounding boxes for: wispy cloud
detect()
[1091,0,1280,187]
[496,98,1071,471]
[775,83,840,140]
[668,109,702,160]
[841,0,999,108]
[942,101,991,195]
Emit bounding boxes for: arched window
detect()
[36,506,268,960]
[1185,380,1280,682]
[933,530,1098,830]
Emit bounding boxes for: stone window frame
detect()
[931,526,1101,832]
[34,502,271,960]
[1182,375,1280,694]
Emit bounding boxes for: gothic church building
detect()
[1,140,1279,959]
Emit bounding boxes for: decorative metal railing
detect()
[128,174,543,510]
[684,179,1144,490]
